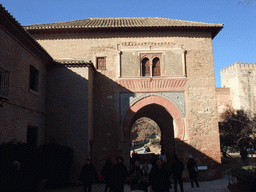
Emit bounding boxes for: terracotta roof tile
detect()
[23,17,223,30]
[52,59,96,72]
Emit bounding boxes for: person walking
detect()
[101,159,112,192]
[149,158,170,192]
[79,159,97,192]
[2,160,25,192]
[187,155,199,188]
[240,146,249,165]
[159,150,167,163]
[109,156,128,192]
[170,155,184,192]
[141,160,150,192]
[128,159,144,191]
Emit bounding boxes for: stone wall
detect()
[221,63,256,113]
[216,88,231,121]
[0,24,49,145]
[45,65,93,178]
[31,30,222,179]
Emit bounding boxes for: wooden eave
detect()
[26,25,223,39]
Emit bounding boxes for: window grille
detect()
[29,65,39,92]
[0,67,9,99]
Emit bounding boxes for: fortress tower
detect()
[221,62,256,113]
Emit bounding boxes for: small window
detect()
[0,67,9,98]
[29,65,39,92]
[27,126,38,146]
[96,57,106,70]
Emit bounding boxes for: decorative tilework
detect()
[120,92,185,123]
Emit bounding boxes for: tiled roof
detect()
[54,59,91,64]
[24,17,223,30]
[52,59,96,72]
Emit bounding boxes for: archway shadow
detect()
[131,137,222,181]
[47,68,222,182]
[93,72,222,181]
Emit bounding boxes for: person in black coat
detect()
[240,146,249,165]
[109,156,128,192]
[128,159,144,191]
[149,158,170,192]
[79,159,97,192]
[101,159,112,192]
[170,155,184,192]
[187,155,199,188]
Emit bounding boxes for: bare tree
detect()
[130,117,161,144]
[239,0,256,6]
[219,108,256,146]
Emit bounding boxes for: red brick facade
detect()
[0,5,52,145]
[0,5,226,180]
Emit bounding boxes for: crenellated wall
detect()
[221,62,256,113]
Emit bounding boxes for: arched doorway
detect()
[121,95,185,164]
[130,104,175,160]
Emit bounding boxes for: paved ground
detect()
[44,174,230,192]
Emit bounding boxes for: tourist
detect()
[140,160,150,191]
[149,158,170,192]
[144,145,150,153]
[159,150,167,163]
[2,160,23,191]
[128,159,144,191]
[132,150,137,157]
[79,159,97,192]
[187,155,199,188]
[131,150,139,168]
[240,146,248,165]
[170,155,184,192]
[101,159,112,192]
[109,156,128,192]
[142,160,149,176]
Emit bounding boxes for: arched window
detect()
[140,53,162,77]
[142,58,150,76]
[152,57,160,76]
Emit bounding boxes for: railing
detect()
[227,167,256,191]
[0,67,9,99]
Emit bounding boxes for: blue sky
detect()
[1,0,256,87]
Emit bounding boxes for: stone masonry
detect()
[0,5,52,145]
[0,8,224,181]
[25,18,223,179]
[221,62,256,113]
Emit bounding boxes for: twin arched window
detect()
[141,56,160,77]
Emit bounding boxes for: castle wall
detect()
[221,62,256,113]
[216,88,231,121]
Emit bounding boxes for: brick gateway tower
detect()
[24,17,224,180]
